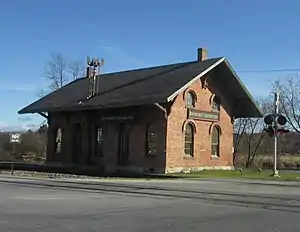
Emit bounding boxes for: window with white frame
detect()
[55,128,62,153]
[211,126,220,157]
[186,91,196,108]
[146,124,157,155]
[212,95,221,111]
[95,127,104,156]
[184,123,194,157]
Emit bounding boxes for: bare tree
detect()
[41,53,85,96]
[233,118,248,162]
[274,75,300,133]
[69,60,85,81]
[235,96,273,167]
[243,117,265,167]
[45,53,69,91]
[37,88,48,98]
[37,54,84,127]
[36,124,48,160]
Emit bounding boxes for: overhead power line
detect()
[237,68,300,73]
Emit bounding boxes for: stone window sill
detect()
[210,155,220,160]
[183,155,194,160]
[185,106,195,109]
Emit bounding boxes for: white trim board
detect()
[167,57,225,102]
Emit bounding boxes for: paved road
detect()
[0,176,300,231]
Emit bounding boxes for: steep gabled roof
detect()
[19,58,221,112]
[18,56,263,118]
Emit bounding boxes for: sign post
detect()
[9,132,21,175]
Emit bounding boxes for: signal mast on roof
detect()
[86,56,105,99]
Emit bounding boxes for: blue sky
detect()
[1,0,300,131]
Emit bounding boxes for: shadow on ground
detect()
[0,162,179,179]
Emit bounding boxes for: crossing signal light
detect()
[264,114,287,126]
[264,125,275,138]
[264,115,274,125]
[277,127,289,134]
[277,115,287,126]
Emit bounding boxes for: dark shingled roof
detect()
[18,57,263,118]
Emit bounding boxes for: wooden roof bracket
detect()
[38,112,49,119]
[154,103,168,120]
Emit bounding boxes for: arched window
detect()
[212,95,221,111]
[184,123,194,156]
[186,91,196,108]
[55,127,62,153]
[211,126,220,157]
[94,126,104,157]
[146,124,157,155]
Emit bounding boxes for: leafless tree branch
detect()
[233,118,249,162]
[40,53,85,97]
[44,53,68,91]
[69,60,85,81]
[274,75,300,133]
[234,96,273,167]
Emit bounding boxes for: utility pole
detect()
[272,89,280,177]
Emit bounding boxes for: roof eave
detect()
[18,109,38,115]
[18,108,31,115]
[165,57,263,118]
[166,57,225,102]
[223,59,264,117]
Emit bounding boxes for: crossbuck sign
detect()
[10,133,21,143]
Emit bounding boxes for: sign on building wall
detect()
[9,132,22,143]
[188,109,220,122]
[101,116,134,121]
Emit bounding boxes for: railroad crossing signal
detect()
[264,114,274,125]
[263,114,289,138]
[277,128,290,134]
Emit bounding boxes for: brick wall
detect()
[166,76,234,173]
[46,105,167,174]
[46,74,235,174]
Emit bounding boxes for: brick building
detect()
[19,48,262,174]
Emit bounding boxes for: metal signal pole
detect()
[264,90,289,177]
[272,89,280,177]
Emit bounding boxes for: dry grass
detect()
[235,154,300,169]
[172,169,300,181]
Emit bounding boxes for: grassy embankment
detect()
[171,169,300,181]
[170,155,300,181]
[235,154,300,169]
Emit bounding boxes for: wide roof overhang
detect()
[209,59,263,118]
[18,58,263,118]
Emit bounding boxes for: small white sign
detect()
[10,133,21,143]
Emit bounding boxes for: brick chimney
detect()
[197,48,208,62]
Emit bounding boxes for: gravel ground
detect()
[0,170,100,180]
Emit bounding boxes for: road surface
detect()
[0,176,300,231]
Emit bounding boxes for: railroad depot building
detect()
[19,48,262,174]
